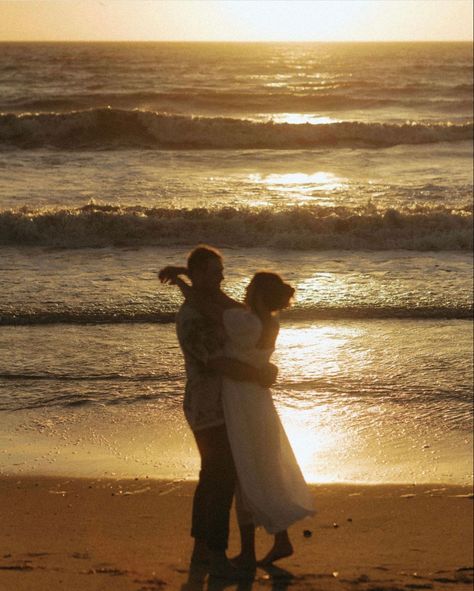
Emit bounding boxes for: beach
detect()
[0,476,472,591]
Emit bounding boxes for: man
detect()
[159,245,277,578]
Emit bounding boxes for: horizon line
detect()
[0,38,472,43]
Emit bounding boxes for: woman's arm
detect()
[207,357,278,388]
[173,276,194,300]
[158,265,243,320]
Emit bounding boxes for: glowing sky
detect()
[0,0,472,42]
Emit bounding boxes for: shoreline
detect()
[1,476,472,590]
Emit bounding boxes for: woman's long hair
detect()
[245,272,295,312]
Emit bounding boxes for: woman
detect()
[173,271,314,566]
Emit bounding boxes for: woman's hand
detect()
[158,266,188,285]
[257,362,278,388]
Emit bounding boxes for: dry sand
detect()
[0,477,472,591]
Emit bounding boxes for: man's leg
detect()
[192,424,236,552]
[190,448,208,545]
[233,484,256,567]
[204,424,236,552]
[191,430,212,560]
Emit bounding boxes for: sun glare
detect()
[0,0,472,41]
[273,323,369,482]
[271,114,339,126]
[249,172,348,200]
[282,412,340,482]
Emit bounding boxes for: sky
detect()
[0,0,473,42]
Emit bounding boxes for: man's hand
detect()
[158,266,188,285]
[256,362,278,388]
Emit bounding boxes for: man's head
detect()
[187,245,224,293]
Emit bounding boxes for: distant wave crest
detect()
[1,305,471,326]
[0,202,471,250]
[0,108,471,149]
[2,88,472,115]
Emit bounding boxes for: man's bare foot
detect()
[230,553,257,570]
[257,540,294,565]
[209,552,251,580]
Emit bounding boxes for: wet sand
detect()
[0,477,472,591]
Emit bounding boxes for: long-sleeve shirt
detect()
[176,302,225,432]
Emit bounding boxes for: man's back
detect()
[176,302,224,432]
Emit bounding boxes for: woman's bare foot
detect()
[258,538,293,565]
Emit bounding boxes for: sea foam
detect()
[0,202,471,250]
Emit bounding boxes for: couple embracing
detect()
[159,245,314,580]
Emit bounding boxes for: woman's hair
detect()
[246,272,295,312]
[187,245,222,276]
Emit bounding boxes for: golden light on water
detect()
[248,171,348,202]
[293,273,351,310]
[271,113,339,125]
[275,325,350,378]
[282,413,338,482]
[273,324,366,482]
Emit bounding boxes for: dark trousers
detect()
[191,424,236,551]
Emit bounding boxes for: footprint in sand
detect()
[71,552,91,560]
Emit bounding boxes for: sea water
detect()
[0,42,472,484]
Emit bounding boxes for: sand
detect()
[0,477,472,591]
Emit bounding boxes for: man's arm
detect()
[207,357,278,388]
[174,287,277,387]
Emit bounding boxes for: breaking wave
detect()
[0,202,471,250]
[0,108,471,149]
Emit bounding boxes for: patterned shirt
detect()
[176,302,225,432]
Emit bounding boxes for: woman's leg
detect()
[258,529,294,565]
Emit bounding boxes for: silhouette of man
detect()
[159,245,277,578]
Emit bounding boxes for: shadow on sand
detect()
[180,561,295,591]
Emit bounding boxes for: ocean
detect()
[0,42,472,485]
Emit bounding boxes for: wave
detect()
[0,202,471,250]
[2,89,472,115]
[0,305,471,326]
[0,108,471,149]
[0,372,170,382]
[0,92,395,113]
[0,372,174,381]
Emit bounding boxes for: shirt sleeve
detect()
[223,308,262,350]
[179,314,223,365]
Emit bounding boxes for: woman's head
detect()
[245,272,295,313]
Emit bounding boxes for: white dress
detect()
[222,308,314,534]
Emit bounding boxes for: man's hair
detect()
[187,245,222,276]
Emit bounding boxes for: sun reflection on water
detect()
[248,171,348,202]
[271,113,340,125]
[280,408,345,483]
[292,272,351,310]
[273,323,369,482]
